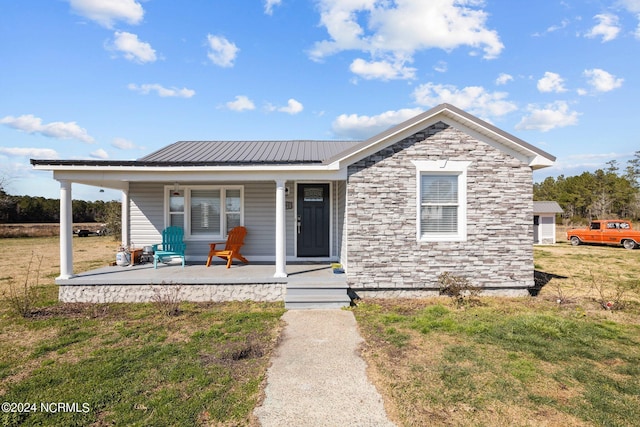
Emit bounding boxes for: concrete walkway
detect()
[254,310,396,427]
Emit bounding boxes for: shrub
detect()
[3,252,42,317]
[150,284,182,316]
[438,271,480,308]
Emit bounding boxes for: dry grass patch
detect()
[534,241,640,305]
[0,233,115,296]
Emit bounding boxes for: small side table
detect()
[129,248,144,266]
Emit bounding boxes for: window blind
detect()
[191,190,221,235]
[421,175,458,235]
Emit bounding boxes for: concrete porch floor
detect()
[56,261,347,286]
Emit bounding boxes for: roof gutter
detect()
[30,159,342,172]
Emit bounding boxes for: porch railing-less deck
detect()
[55,262,351,308]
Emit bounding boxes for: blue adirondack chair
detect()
[152,226,186,268]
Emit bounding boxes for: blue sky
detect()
[1,0,639,201]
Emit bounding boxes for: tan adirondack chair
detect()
[206,226,249,268]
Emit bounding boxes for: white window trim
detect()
[164,185,244,241]
[412,160,470,242]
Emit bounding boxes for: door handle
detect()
[297,216,301,234]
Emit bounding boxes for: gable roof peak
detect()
[323,103,555,170]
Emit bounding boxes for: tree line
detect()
[0,188,121,224]
[534,151,640,223]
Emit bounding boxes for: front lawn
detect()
[0,299,284,426]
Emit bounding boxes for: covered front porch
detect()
[30,140,359,285]
[56,262,351,308]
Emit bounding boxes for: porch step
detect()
[285,283,351,310]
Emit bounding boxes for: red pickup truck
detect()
[567,220,640,250]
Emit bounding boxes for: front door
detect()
[297,183,330,257]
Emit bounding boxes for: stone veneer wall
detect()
[59,284,286,303]
[346,122,534,296]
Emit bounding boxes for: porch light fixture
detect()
[172,182,180,196]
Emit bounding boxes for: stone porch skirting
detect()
[59,283,286,303]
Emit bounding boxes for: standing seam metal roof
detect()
[138,140,361,164]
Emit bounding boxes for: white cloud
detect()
[583,68,624,92]
[0,147,59,159]
[110,31,157,63]
[111,137,138,150]
[496,73,513,85]
[412,83,517,119]
[349,58,416,80]
[434,61,448,73]
[550,152,635,173]
[90,148,109,159]
[618,1,640,38]
[128,83,195,98]
[207,35,239,67]
[226,95,255,112]
[309,0,503,80]
[619,0,640,13]
[0,114,95,143]
[275,98,304,115]
[68,0,144,28]
[565,152,631,161]
[533,18,570,37]
[265,99,304,114]
[585,14,620,42]
[264,0,282,15]
[515,101,580,132]
[546,19,570,34]
[537,72,567,93]
[332,108,423,140]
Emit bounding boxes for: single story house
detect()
[32,103,555,303]
[533,201,563,245]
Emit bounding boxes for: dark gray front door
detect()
[297,184,330,257]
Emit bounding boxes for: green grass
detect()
[354,300,640,426]
[0,300,285,426]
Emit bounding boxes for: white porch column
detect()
[274,179,287,278]
[121,184,130,247]
[58,179,74,279]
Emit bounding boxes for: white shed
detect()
[533,201,563,244]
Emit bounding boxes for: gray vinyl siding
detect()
[129,182,164,245]
[129,181,283,261]
[245,182,277,256]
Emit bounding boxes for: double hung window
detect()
[413,160,470,242]
[167,186,243,239]
[420,175,459,235]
